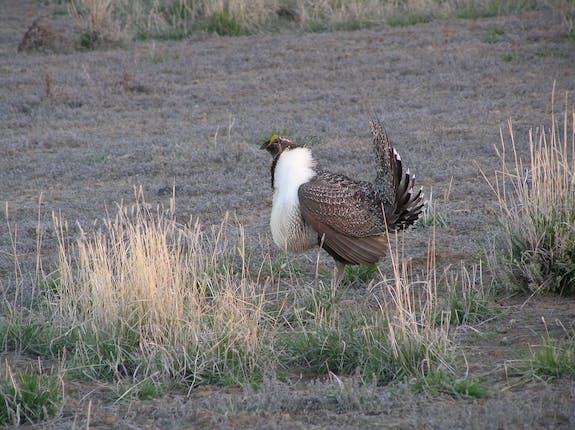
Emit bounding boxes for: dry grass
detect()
[488,91,575,295]
[1,183,491,411]
[48,192,274,385]
[69,0,126,47]
[65,0,549,40]
[548,0,575,34]
[378,232,452,380]
[281,229,478,394]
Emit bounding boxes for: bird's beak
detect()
[260,140,270,150]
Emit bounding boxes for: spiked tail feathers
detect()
[369,116,395,207]
[389,164,424,230]
[369,117,425,231]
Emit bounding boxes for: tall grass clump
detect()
[70,0,127,48]
[488,94,575,295]
[283,233,460,392]
[374,238,454,386]
[46,195,274,386]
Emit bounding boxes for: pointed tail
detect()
[369,115,425,231]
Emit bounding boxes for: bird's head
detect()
[260,135,300,158]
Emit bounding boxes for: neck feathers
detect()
[271,147,316,191]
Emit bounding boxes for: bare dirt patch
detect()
[2,0,575,428]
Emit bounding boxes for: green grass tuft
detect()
[455,2,499,19]
[483,27,505,44]
[0,309,74,357]
[414,212,447,229]
[443,264,496,326]
[0,366,62,426]
[206,10,245,36]
[412,372,488,399]
[342,265,378,287]
[333,19,375,32]
[115,378,165,401]
[526,335,575,380]
[386,13,431,28]
[282,311,421,384]
[79,31,98,49]
[501,53,516,62]
[304,20,329,33]
[267,255,304,278]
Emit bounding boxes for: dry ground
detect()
[1,0,575,428]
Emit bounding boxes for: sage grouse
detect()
[260,118,424,285]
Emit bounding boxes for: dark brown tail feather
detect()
[369,115,425,231]
[369,114,395,207]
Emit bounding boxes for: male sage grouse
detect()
[260,117,424,285]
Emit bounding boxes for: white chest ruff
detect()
[270,148,318,253]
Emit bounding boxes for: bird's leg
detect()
[332,261,346,288]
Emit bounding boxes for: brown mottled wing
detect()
[298,172,389,265]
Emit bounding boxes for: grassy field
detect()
[58,0,575,41]
[1,0,575,427]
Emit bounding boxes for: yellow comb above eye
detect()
[269,134,280,144]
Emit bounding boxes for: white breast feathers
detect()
[270,147,318,253]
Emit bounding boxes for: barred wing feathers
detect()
[298,172,389,265]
